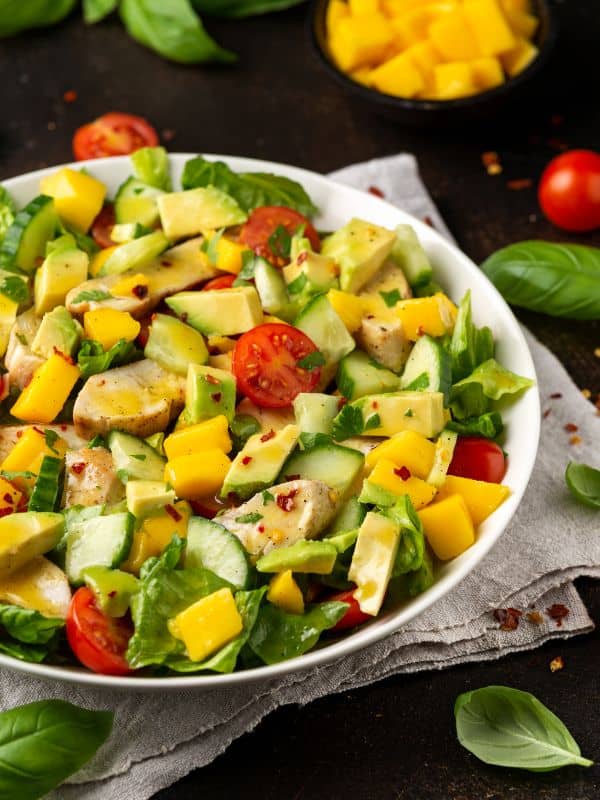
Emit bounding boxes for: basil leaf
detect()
[181,156,317,217]
[0,699,112,800]
[268,225,291,260]
[482,241,600,320]
[77,338,142,379]
[565,461,600,509]
[131,146,172,191]
[192,0,306,18]
[455,686,593,771]
[0,0,77,37]
[0,604,64,644]
[83,0,118,23]
[0,275,28,304]
[120,0,236,65]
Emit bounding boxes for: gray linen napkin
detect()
[3,154,593,800]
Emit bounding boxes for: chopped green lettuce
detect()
[450,359,534,420]
[131,146,172,191]
[449,291,495,382]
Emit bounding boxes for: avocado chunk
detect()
[283,248,339,306]
[157,187,247,240]
[333,391,448,439]
[348,511,401,615]
[221,424,299,500]
[125,480,176,518]
[0,512,64,578]
[184,364,237,425]
[321,218,396,294]
[293,392,339,435]
[166,286,263,336]
[34,239,89,315]
[144,313,208,377]
[256,539,338,574]
[82,565,140,617]
[31,306,82,359]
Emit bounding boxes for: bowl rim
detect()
[308,0,559,112]
[0,153,540,691]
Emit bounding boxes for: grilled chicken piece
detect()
[5,310,44,390]
[217,479,338,558]
[359,259,412,300]
[63,447,125,508]
[73,358,185,439]
[355,315,412,373]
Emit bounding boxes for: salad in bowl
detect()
[0,150,535,682]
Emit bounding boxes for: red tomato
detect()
[202,274,236,291]
[91,203,116,249]
[66,587,135,676]
[239,206,320,266]
[73,112,159,161]
[328,589,371,631]
[538,150,600,232]
[448,437,506,484]
[232,323,321,408]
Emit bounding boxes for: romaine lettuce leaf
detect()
[450,359,534,420]
[0,604,64,644]
[449,291,495,382]
[77,338,142,379]
[446,411,504,439]
[384,495,425,576]
[131,146,172,191]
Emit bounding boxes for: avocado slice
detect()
[31,306,82,359]
[184,364,237,425]
[34,240,89,315]
[348,511,401,615]
[157,186,247,240]
[125,480,176,518]
[333,391,448,439]
[321,218,396,294]
[0,555,70,618]
[256,539,338,574]
[166,286,263,337]
[82,565,139,617]
[0,512,64,578]
[144,313,208,376]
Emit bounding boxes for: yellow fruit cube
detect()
[470,56,505,90]
[168,588,243,662]
[164,450,232,500]
[365,429,436,477]
[0,476,22,515]
[90,245,119,278]
[501,0,531,11]
[382,0,434,15]
[369,458,437,508]
[501,37,538,76]
[504,8,538,38]
[436,475,510,525]
[111,273,150,298]
[418,494,475,560]
[267,570,305,615]
[434,62,478,99]
[429,9,481,60]
[463,0,517,55]
[122,500,191,574]
[369,52,425,97]
[83,308,141,351]
[164,415,232,459]
[1,427,67,492]
[351,67,374,86]
[0,294,18,358]
[330,14,395,72]
[327,289,365,333]
[394,293,456,340]
[11,355,80,424]
[39,168,106,233]
[327,0,350,34]
[350,0,380,14]
[203,231,251,276]
[405,39,441,75]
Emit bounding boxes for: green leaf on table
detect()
[455,686,593,771]
[0,604,64,645]
[131,146,172,191]
[0,0,77,38]
[0,699,112,800]
[83,0,118,23]
[192,0,307,18]
[120,0,236,64]
[565,461,600,509]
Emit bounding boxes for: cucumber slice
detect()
[98,230,169,277]
[293,392,339,435]
[185,517,250,589]
[337,350,401,401]
[326,496,366,535]
[391,225,432,288]
[0,195,58,273]
[108,431,167,482]
[427,430,458,487]
[280,443,364,500]
[253,258,291,318]
[400,335,451,402]
[28,456,63,512]
[294,294,355,366]
[114,177,164,228]
[65,512,134,584]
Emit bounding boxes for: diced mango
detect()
[405,39,442,76]
[0,476,22,515]
[11,355,80,424]
[0,295,18,359]
[436,474,510,525]
[470,56,505,90]
[83,308,141,351]
[90,245,119,278]
[111,273,150,298]
[394,293,456,340]
[327,289,367,333]
[501,0,531,13]
[167,587,243,662]
[267,570,305,615]
[350,0,381,14]
[327,0,350,34]
[330,14,395,72]
[164,450,231,500]
[382,0,438,15]
[418,493,475,560]
[351,67,373,86]
[504,7,538,38]
[429,9,481,60]
[39,168,106,233]
[369,458,437,508]
[164,415,232,459]
[501,37,538,76]
[365,429,436,477]
[1,427,67,492]
[434,61,477,99]
[463,0,517,55]
[203,231,251,275]
[122,500,190,574]
[370,52,425,97]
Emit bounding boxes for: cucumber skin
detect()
[185,517,251,589]
[108,431,166,482]
[0,195,58,274]
[28,456,63,513]
[337,351,400,401]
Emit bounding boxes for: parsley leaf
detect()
[88,434,107,449]
[332,405,364,441]
[299,432,333,450]
[379,289,401,308]
[297,351,326,371]
[261,490,275,505]
[203,229,225,266]
[0,276,28,304]
[235,512,263,524]
[131,454,147,461]
[44,429,59,454]
[72,289,112,305]
[78,338,142,379]
[364,413,381,431]
[268,225,291,260]
[15,333,27,346]
[236,251,259,281]
[404,408,414,417]
[405,372,430,391]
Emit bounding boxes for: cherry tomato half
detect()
[91,203,116,249]
[328,589,371,631]
[448,437,506,484]
[73,112,159,161]
[202,274,236,291]
[66,587,134,676]
[232,323,321,408]
[538,149,600,232]
[239,206,320,267]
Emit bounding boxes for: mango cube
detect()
[395,293,456,340]
[83,308,141,351]
[436,475,510,525]
[327,289,365,333]
[0,294,18,359]
[504,8,538,38]
[330,14,395,72]
[350,0,381,14]
[11,355,80,424]
[122,500,190,574]
[164,415,232,459]
[365,429,436,477]
[370,52,425,97]
[111,273,150,298]
[168,588,243,662]
[164,449,231,500]
[434,61,477,99]
[327,0,350,34]
[350,68,373,86]
[418,493,475,560]
[267,570,305,615]
[429,10,481,61]
[501,37,538,76]
[39,168,106,233]
[470,56,505,90]
[463,0,517,55]
[369,458,437,509]
[203,232,251,275]
[501,0,531,11]
[1,427,67,492]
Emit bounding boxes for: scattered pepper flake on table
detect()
[547,604,570,627]
[550,655,565,672]
[542,408,551,419]
[570,435,582,446]
[493,607,522,631]
[581,388,592,399]
[162,128,176,142]
[526,610,544,625]
[506,178,533,190]
[63,89,77,103]
[564,423,579,432]
[550,392,563,399]
[368,186,384,198]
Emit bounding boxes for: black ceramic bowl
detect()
[309,0,558,126]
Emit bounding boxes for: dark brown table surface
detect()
[1,2,599,798]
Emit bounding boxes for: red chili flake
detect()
[564,422,578,432]
[242,456,253,466]
[394,466,411,481]
[2,493,13,505]
[542,408,551,419]
[482,151,499,167]
[416,325,425,337]
[132,284,148,299]
[368,185,385,198]
[526,610,544,625]
[98,379,106,386]
[63,89,77,103]
[284,474,300,482]
[165,504,182,522]
[162,128,176,142]
[108,590,117,599]
[15,430,22,439]
[546,604,569,627]
[366,314,375,320]
[70,462,86,475]
[493,607,523,631]
[211,392,222,403]
[205,374,220,385]
[0,508,13,518]
[372,401,379,410]
[297,251,308,265]
[260,430,276,443]
[277,490,297,512]
[550,392,563,399]
[337,396,347,410]
[423,215,435,228]
[55,349,75,365]
[257,525,265,533]
[550,655,565,672]
[33,427,45,436]
[507,178,533,190]
[160,259,173,267]
[60,424,67,431]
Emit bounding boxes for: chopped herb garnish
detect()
[286,273,307,295]
[404,408,414,417]
[72,289,112,305]
[131,454,147,461]
[299,432,332,450]
[1,470,35,481]
[379,288,401,308]
[364,413,381,431]
[88,434,107,449]
[15,333,27,346]
[268,225,291,260]
[297,350,326,371]
[262,490,275,505]
[235,512,263,524]
[332,404,364,441]
[116,469,130,484]
[405,372,430,391]
[44,429,59,454]
[0,276,28,304]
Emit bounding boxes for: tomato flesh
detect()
[232,323,321,408]
[239,206,320,267]
[538,149,600,232]
[328,589,371,631]
[202,274,236,291]
[73,112,159,161]
[448,436,506,484]
[91,203,116,249]
[66,587,134,676]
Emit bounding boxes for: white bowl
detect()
[0,154,540,691]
